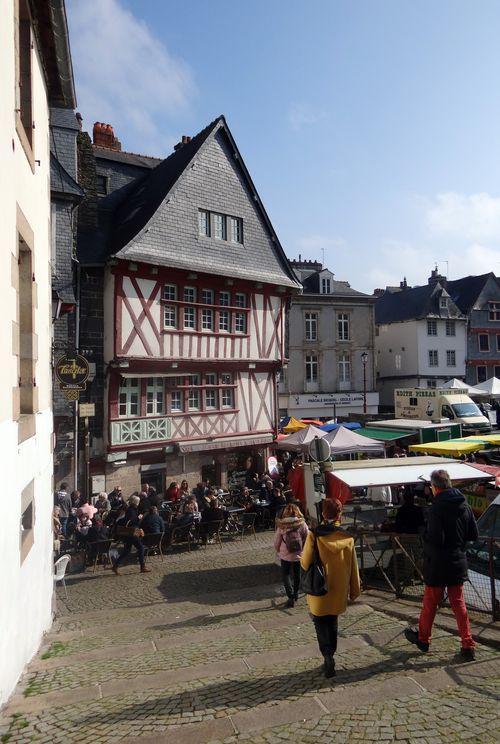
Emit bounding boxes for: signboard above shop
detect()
[288,392,379,410]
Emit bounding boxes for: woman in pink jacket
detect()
[274,504,309,608]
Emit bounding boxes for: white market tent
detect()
[442,378,489,396]
[328,456,493,489]
[324,425,384,455]
[474,376,500,398]
[275,424,326,452]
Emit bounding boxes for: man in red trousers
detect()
[405,468,478,661]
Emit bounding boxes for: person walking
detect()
[301,498,360,678]
[112,495,151,574]
[54,482,72,537]
[405,468,478,660]
[274,504,309,607]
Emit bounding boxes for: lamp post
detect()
[361,351,368,414]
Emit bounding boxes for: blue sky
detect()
[67,0,500,292]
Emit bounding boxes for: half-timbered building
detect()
[78,116,300,493]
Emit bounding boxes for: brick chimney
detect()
[428,266,447,288]
[400,277,408,289]
[373,288,385,297]
[174,135,192,151]
[92,122,121,151]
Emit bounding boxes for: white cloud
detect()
[426,192,500,242]
[288,103,324,131]
[67,0,195,156]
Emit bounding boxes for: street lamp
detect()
[361,351,368,414]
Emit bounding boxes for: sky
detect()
[66,0,500,293]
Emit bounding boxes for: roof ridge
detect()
[93,145,163,161]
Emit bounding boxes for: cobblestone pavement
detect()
[1,533,499,743]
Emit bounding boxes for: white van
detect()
[394,388,491,433]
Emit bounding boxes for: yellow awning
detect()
[283,417,308,434]
[409,440,484,457]
[462,434,500,446]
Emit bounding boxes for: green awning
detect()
[357,427,415,441]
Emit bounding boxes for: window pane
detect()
[479,334,489,351]
[164,305,177,328]
[202,289,214,304]
[199,210,210,237]
[214,213,226,240]
[222,389,233,407]
[219,291,230,306]
[446,320,455,336]
[235,293,246,307]
[188,389,200,410]
[219,310,230,331]
[477,366,487,383]
[171,391,183,412]
[235,312,246,333]
[206,389,218,408]
[184,286,196,303]
[163,284,177,301]
[427,320,437,336]
[202,308,214,330]
[230,217,243,243]
[184,307,196,329]
[205,373,216,385]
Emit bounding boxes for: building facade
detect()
[280,260,378,420]
[375,272,467,407]
[77,117,300,494]
[446,273,500,385]
[0,0,75,704]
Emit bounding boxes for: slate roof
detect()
[93,147,163,169]
[78,115,300,289]
[375,283,464,323]
[446,273,498,313]
[50,153,84,200]
[301,271,370,297]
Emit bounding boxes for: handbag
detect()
[300,530,328,596]
[115,525,144,539]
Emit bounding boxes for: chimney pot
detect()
[93,121,122,151]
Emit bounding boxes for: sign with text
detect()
[55,353,90,391]
[288,392,379,409]
[79,403,95,418]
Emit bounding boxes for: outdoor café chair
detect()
[54,554,71,598]
[170,522,196,551]
[199,519,224,549]
[85,539,112,573]
[142,532,165,562]
[239,512,257,540]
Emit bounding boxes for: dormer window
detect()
[440,296,448,309]
[321,277,332,294]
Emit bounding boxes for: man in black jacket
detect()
[405,469,478,660]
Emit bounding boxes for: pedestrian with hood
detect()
[301,498,360,678]
[274,503,309,607]
[404,468,478,660]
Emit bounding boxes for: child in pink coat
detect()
[274,504,309,608]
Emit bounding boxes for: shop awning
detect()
[178,434,273,454]
[409,439,488,457]
[357,427,414,441]
[329,461,492,489]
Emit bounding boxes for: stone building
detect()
[0,0,75,705]
[76,116,300,495]
[280,260,378,420]
[375,270,467,407]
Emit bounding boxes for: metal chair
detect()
[54,555,71,598]
[169,522,196,551]
[239,512,257,540]
[199,519,224,549]
[85,539,112,573]
[142,532,165,561]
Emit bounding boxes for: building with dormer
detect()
[76,116,300,494]
[280,259,378,421]
[375,270,467,407]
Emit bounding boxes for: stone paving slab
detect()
[121,717,236,744]
[230,697,324,734]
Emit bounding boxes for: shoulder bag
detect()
[300,530,327,596]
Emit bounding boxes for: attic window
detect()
[321,277,332,294]
[440,297,448,309]
[96,175,109,196]
[198,209,243,244]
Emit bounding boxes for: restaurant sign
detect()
[55,353,90,393]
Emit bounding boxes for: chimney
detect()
[93,122,122,151]
[373,288,385,297]
[174,135,192,151]
[400,277,408,289]
[428,266,447,288]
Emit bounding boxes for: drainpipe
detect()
[73,262,80,491]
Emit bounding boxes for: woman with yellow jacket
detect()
[300,498,361,678]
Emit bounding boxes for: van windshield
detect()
[451,402,482,418]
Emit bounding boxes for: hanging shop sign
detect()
[55,353,90,401]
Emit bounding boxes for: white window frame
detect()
[202,288,214,305]
[321,277,332,294]
[338,353,351,382]
[305,312,318,341]
[184,286,196,303]
[188,388,200,411]
[163,284,177,301]
[118,378,140,418]
[229,216,243,244]
[428,349,439,367]
[205,373,217,385]
[183,306,196,330]
[445,320,456,337]
[205,389,218,409]
[235,293,247,308]
[446,350,456,367]
[202,308,214,331]
[235,312,246,333]
[305,355,318,382]
[199,209,210,237]
[479,333,490,352]
[213,213,226,240]
[337,313,349,341]
[221,388,233,408]
[427,319,437,336]
[146,378,164,416]
[440,297,448,309]
[219,310,230,332]
[170,390,183,412]
[488,302,500,321]
[163,305,177,329]
[219,291,230,306]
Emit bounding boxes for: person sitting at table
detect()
[200,498,225,543]
[71,489,85,510]
[86,515,109,542]
[75,512,92,540]
[269,487,287,520]
[141,482,159,508]
[141,505,165,535]
[179,479,190,500]
[236,486,254,508]
[53,506,63,553]
[77,496,97,521]
[138,490,151,514]
[175,499,198,530]
[395,492,425,534]
[95,492,111,518]
[112,495,151,574]
[165,481,181,502]
[108,486,125,510]
[260,478,274,501]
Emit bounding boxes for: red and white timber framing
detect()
[105,261,288,452]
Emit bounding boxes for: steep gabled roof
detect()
[446,273,497,313]
[79,115,300,289]
[93,147,163,169]
[375,283,464,324]
[301,270,369,297]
